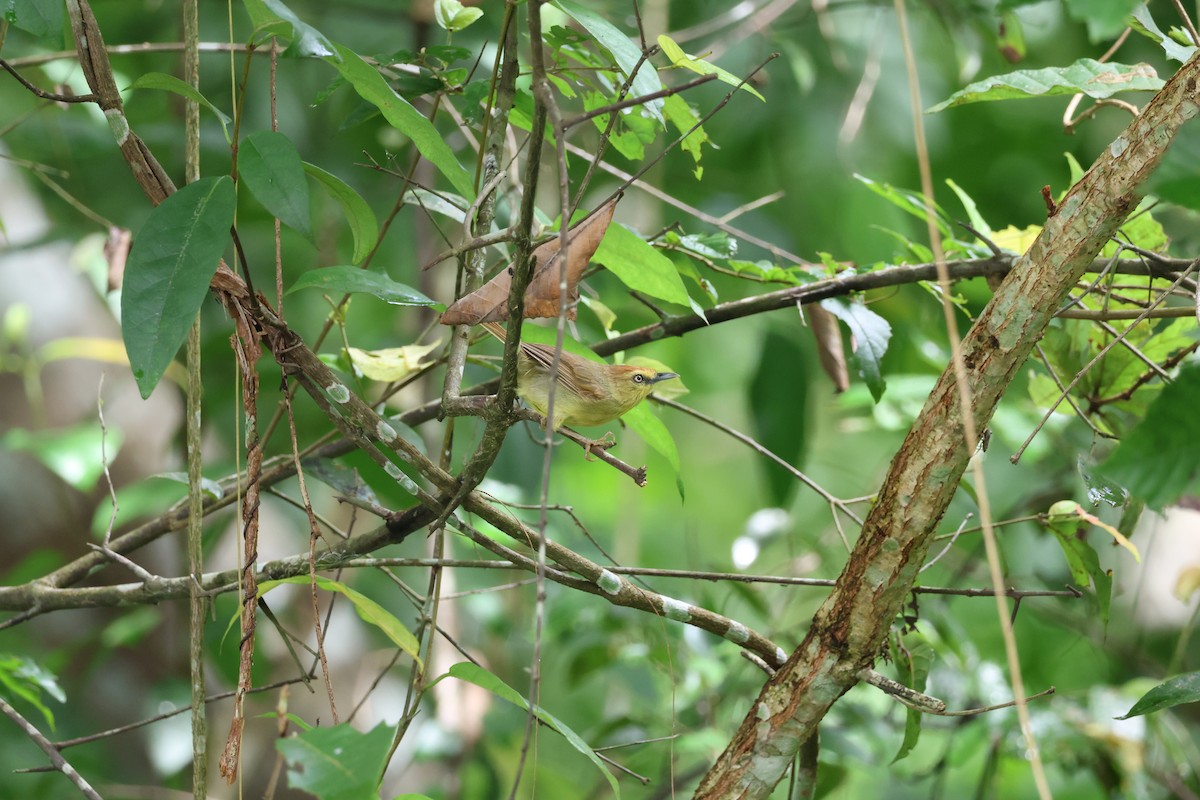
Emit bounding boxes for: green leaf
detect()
[125,72,231,142]
[1064,0,1142,39]
[433,0,482,32]
[622,402,682,498]
[997,11,1026,62]
[1129,4,1198,63]
[300,457,380,505]
[443,662,621,797]
[242,0,337,58]
[1099,364,1200,510]
[325,42,475,199]
[748,329,809,506]
[927,59,1163,113]
[1,422,121,492]
[1045,500,1113,624]
[303,163,379,264]
[855,174,952,238]
[592,224,690,307]
[1119,671,1200,719]
[945,178,991,238]
[0,654,63,729]
[891,631,935,763]
[288,265,441,309]
[1145,119,1200,213]
[152,471,225,500]
[554,0,665,123]
[657,34,765,102]
[6,0,64,41]
[277,721,394,800]
[820,298,891,401]
[663,94,709,179]
[122,176,236,398]
[239,131,311,237]
[260,576,422,666]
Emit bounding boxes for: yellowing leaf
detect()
[1175,566,1200,602]
[992,224,1042,255]
[347,341,440,382]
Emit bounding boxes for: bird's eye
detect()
[632,374,646,384]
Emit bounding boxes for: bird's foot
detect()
[583,431,617,460]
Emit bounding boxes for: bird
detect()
[480,321,678,432]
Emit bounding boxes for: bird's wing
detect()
[522,343,607,402]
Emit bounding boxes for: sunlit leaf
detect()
[1119,672,1200,719]
[555,0,664,123]
[657,34,765,102]
[927,59,1162,113]
[592,223,691,307]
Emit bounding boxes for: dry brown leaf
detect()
[803,302,850,392]
[440,194,621,325]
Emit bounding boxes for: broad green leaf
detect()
[622,401,683,498]
[927,59,1162,113]
[442,662,621,798]
[0,654,60,729]
[663,94,709,179]
[152,471,225,500]
[592,224,691,306]
[303,163,378,264]
[891,631,935,763]
[945,178,991,238]
[748,329,809,506]
[1129,4,1198,63]
[242,0,337,58]
[288,265,441,308]
[125,73,231,142]
[1119,672,1200,719]
[347,341,440,382]
[260,576,422,666]
[277,722,394,800]
[820,298,891,402]
[301,457,381,505]
[1,422,122,492]
[403,187,470,223]
[325,43,475,199]
[555,0,665,123]
[122,176,236,398]
[1099,364,1200,509]
[433,0,482,32]
[6,0,63,41]
[855,174,952,238]
[1045,500,1114,624]
[1146,120,1200,213]
[657,34,765,102]
[239,131,311,237]
[1064,0,1142,40]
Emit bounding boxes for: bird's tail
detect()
[480,321,508,342]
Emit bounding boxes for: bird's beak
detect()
[649,372,678,384]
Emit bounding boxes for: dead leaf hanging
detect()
[439,194,620,325]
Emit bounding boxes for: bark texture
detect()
[695,54,1200,799]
